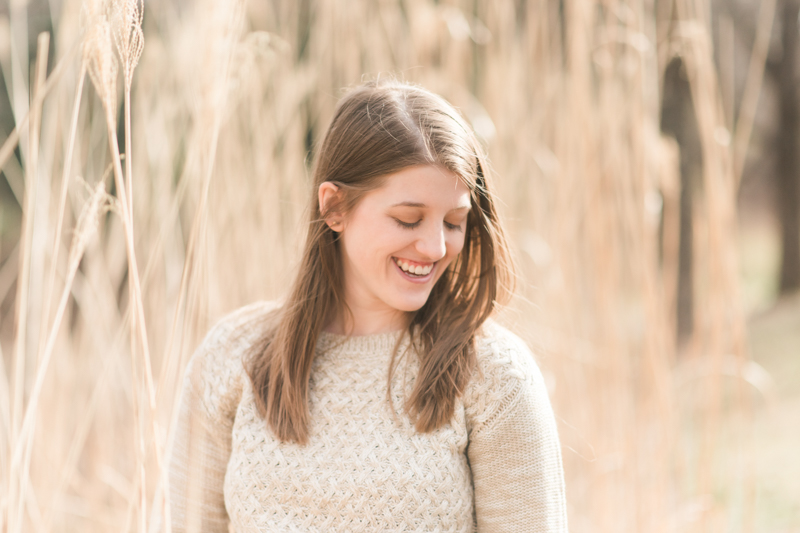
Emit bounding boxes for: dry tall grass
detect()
[0,0,764,531]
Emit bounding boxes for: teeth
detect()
[396,259,432,276]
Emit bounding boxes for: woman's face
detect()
[326,165,471,330]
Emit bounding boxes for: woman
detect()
[166,79,567,532]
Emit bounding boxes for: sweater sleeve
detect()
[160,302,271,533]
[465,324,568,533]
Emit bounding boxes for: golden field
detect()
[0,0,798,531]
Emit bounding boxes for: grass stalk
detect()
[0,40,80,174]
[36,64,86,400]
[732,0,776,186]
[11,181,106,531]
[7,32,48,533]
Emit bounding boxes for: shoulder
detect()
[182,300,278,426]
[464,320,548,434]
[200,300,279,348]
[187,300,277,377]
[472,319,546,389]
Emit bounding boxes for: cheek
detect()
[344,216,403,268]
[446,231,467,258]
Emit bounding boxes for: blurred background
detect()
[0,0,798,531]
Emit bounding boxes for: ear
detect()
[318,182,344,232]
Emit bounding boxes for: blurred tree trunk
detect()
[777,0,800,293]
[661,57,702,342]
[725,0,800,295]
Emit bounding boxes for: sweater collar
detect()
[316,329,411,358]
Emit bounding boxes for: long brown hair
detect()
[246,79,515,444]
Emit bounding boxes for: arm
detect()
[151,302,276,533]
[158,302,273,533]
[467,327,568,532]
[166,350,234,533]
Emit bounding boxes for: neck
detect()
[324,305,409,336]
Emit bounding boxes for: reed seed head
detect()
[82,0,118,124]
[111,0,144,88]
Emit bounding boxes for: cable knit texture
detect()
[163,301,568,532]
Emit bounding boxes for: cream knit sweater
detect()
[165,302,567,532]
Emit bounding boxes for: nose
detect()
[415,221,447,261]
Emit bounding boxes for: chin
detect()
[389,293,432,313]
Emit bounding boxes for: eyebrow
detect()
[391,201,472,211]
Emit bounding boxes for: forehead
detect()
[370,165,471,208]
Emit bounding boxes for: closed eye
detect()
[393,217,464,231]
[394,218,421,229]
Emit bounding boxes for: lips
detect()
[393,257,435,278]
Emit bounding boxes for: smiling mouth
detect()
[393,257,434,277]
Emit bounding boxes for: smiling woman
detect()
[319,165,471,331]
[163,80,568,532]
